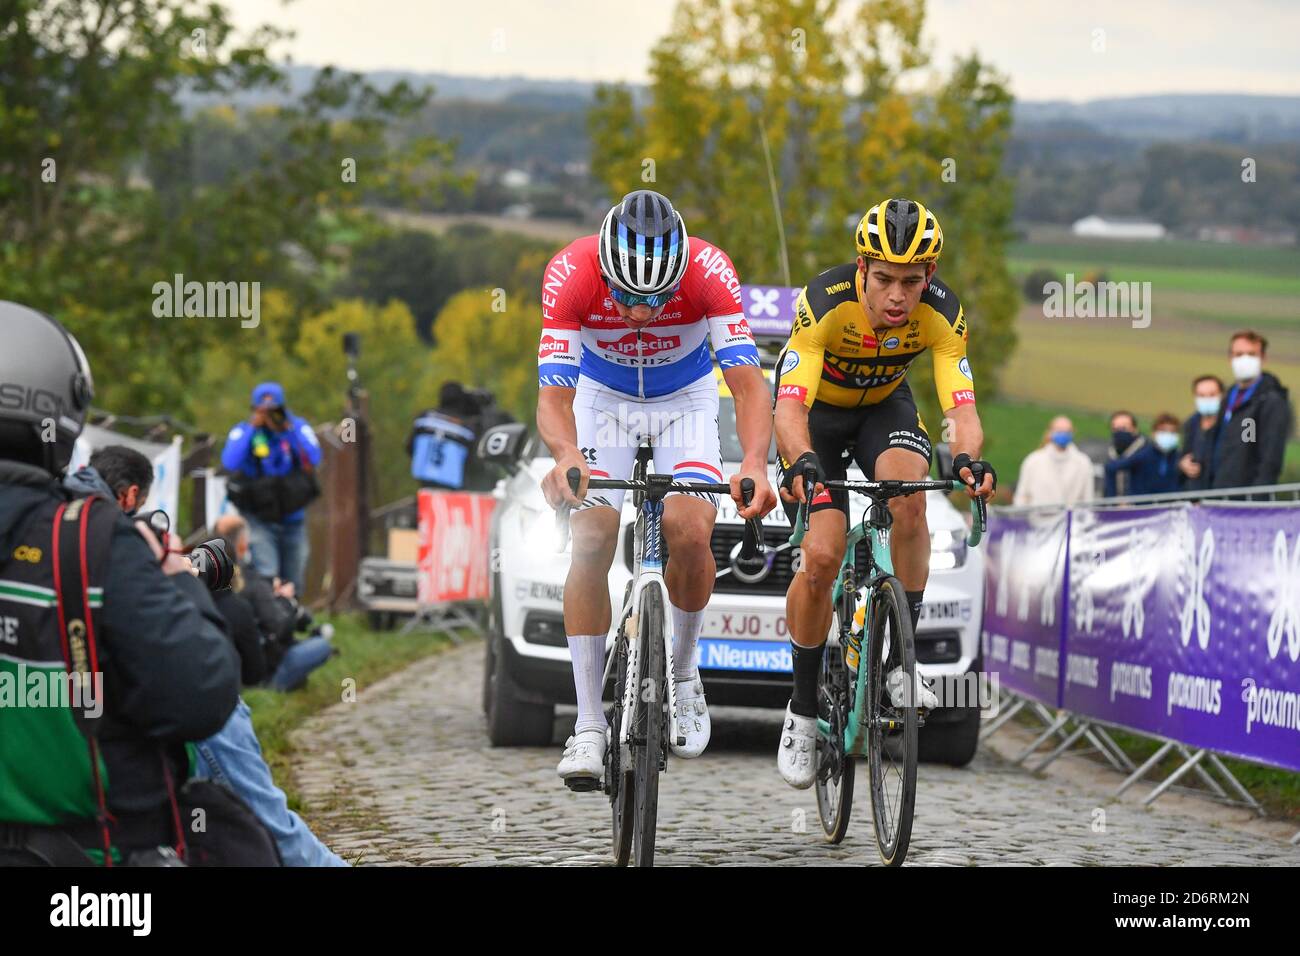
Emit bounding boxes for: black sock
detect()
[789,641,824,718]
[906,590,925,633]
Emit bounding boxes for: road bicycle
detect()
[556,453,762,866]
[788,468,986,865]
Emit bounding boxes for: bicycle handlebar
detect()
[555,467,766,557]
[787,477,988,548]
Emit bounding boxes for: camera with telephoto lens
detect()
[134,510,234,591]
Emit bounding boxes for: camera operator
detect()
[221,382,321,597]
[0,302,239,866]
[72,459,343,866]
[214,514,334,692]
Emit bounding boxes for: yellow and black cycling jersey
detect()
[774,262,975,412]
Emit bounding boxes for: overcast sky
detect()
[222,0,1300,101]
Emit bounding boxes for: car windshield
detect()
[719,396,778,464]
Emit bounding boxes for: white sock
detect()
[671,604,704,682]
[567,634,608,735]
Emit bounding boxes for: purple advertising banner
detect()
[738,285,799,340]
[981,509,1069,705]
[1063,504,1300,772]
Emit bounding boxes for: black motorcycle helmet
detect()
[0,301,95,474]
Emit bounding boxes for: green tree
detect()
[588,0,1018,400]
[427,288,543,424]
[0,0,458,417]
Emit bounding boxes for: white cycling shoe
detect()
[670,676,710,758]
[777,703,819,790]
[556,729,607,790]
[886,666,939,709]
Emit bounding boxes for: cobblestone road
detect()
[291,642,1300,866]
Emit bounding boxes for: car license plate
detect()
[920,599,971,623]
[702,609,789,641]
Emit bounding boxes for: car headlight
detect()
[929,527,967,570]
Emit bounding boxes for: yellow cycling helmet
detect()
[855,198,943,264]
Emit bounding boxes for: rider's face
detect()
[612,299,665,329]
[858,258,934,328]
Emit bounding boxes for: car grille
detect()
[625,524,871,596]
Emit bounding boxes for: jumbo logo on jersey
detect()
[599,332,682,355]
[538,334,570,357]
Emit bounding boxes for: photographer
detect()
[221,382,322,596]
[0,302,239,866]
[71,461,343,866]
[215,514,334,692]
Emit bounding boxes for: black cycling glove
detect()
[952,453,997,491]
[781,451,825,497]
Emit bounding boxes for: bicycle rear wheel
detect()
[608,619,635,866]
[815,592,856,844]
[631,586,666,867]
[865,576,917,866]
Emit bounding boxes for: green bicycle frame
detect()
[789,497,985,757]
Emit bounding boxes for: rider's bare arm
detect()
[537,386,587,506]
[943,403,993,499]
[722,364,778,518]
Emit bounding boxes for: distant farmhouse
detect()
[1071,215,1167,240]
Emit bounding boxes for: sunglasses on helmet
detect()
[608,284,679,309]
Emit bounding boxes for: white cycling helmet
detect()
[597,190,690,298]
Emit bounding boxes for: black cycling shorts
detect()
[779,378,933,523]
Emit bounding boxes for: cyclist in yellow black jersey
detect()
[771,198,997,790]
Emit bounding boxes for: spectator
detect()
[1210,330,1294,491]
[1013,416,1095,506]
[1178,375,1224,491]
[221,382,322,596]
[215,514,334,692]
[1105,412,1182,497]
[0,302,238,866]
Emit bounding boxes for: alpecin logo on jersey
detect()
[538,334,569,357]
[599,332,682,355]
[727,320,752,338]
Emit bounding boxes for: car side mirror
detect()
[478,423,530,471]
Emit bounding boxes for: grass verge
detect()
[242,613,452,811]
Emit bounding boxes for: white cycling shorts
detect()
[573,373,724,513]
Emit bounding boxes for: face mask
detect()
[1050,431,1073,448]
[1195,396,1221,417]
[1231,354,1262,382]
[1153,431,1179,453]
[1112,429,1135,452]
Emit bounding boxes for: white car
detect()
[479,371,986,766]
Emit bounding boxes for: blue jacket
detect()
[221,414,322,523]
[1104,442,1181,497]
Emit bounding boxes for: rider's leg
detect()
[872,447,931,631]
[785,508,848,716]
[564,506,620,735]
[662,494,718,680]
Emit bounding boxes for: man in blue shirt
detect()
[221,382,322,595]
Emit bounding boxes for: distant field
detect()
[1009,236,1300,278]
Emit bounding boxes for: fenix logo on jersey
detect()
[599,332,681,355]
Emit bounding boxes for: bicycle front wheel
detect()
[608,619,635,866]
[631,587,666,867]
[865,576,917,866]
[815,596,855,844]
